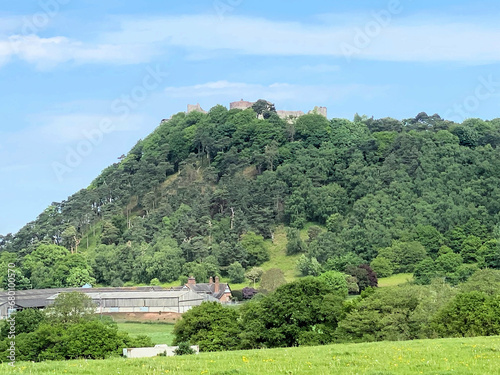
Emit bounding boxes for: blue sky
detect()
[1,0,500,235]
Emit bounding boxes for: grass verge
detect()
[3,336,499,374]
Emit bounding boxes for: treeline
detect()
[1,103,500,288]
[173,269,500,351]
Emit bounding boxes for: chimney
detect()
[214,276,220,293]
[209,276,213,284]
[187,276,196,286]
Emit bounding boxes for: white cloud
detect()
[1,34,156,69]
[2,13,500,68]
[102,14,500,64]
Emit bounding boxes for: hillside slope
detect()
[1,105,500,289]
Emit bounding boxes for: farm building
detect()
[48,289,204,314]
[0,286,207,319]
[185,276,232,303]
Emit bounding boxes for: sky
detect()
[1,0,500,235]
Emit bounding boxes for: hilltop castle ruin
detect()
[186,100,327,120]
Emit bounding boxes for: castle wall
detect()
[183,101,327,119]
[187,103,207,114]
[230,100,254,110]
[308,106,327,118]
[277,110,305,119]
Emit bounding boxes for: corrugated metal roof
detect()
[47,290,204,300]
[0,286,202,311]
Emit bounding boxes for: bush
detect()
[174,341,195,355]
[242,287,258,300]
[110,278,124,287]
[0,319,147,362]
[231,290,243,301]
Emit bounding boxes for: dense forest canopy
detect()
[1,103,500,289]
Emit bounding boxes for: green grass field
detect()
[378,273,414,287]
[117,322,175,345]
[259,224,303,282]
[3,336,499,374]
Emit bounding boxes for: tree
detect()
[307,232,344,264]
[0,308,45,340]
[173,302,240,351]
[324,253,365,273]
[435,253,463,274]
[240,277,344,348]
[145,240,185,282]
[377,241,427,273]
[413,258,439,285]
[460,235,483,263]
[182,261,218,284]
[318,271,348,298]
[297,255,322,276]
[344,275,359,294]
[251,99,276,119]
[227,262,245,283]
[66,267,96,287]
[478,239,500,269]
[345,264,377,292]
[101,221,120,245]
[413,225,444,258]
[0,268,31,290]
[336,284,447,342]
[432,292,500,337]
[245,267,263,287]
[61,225,81,254]
[240,232,269,266]
[46,292,96,324]
[370,256,393,278]
[260,268,286,292]
[459,269,500,296]
[286,228,306,255]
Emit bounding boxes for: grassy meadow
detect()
[3,336,499,374]
[117,322,175,346]
[378,273,414,287]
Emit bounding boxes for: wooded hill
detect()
[1,102,500,289]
